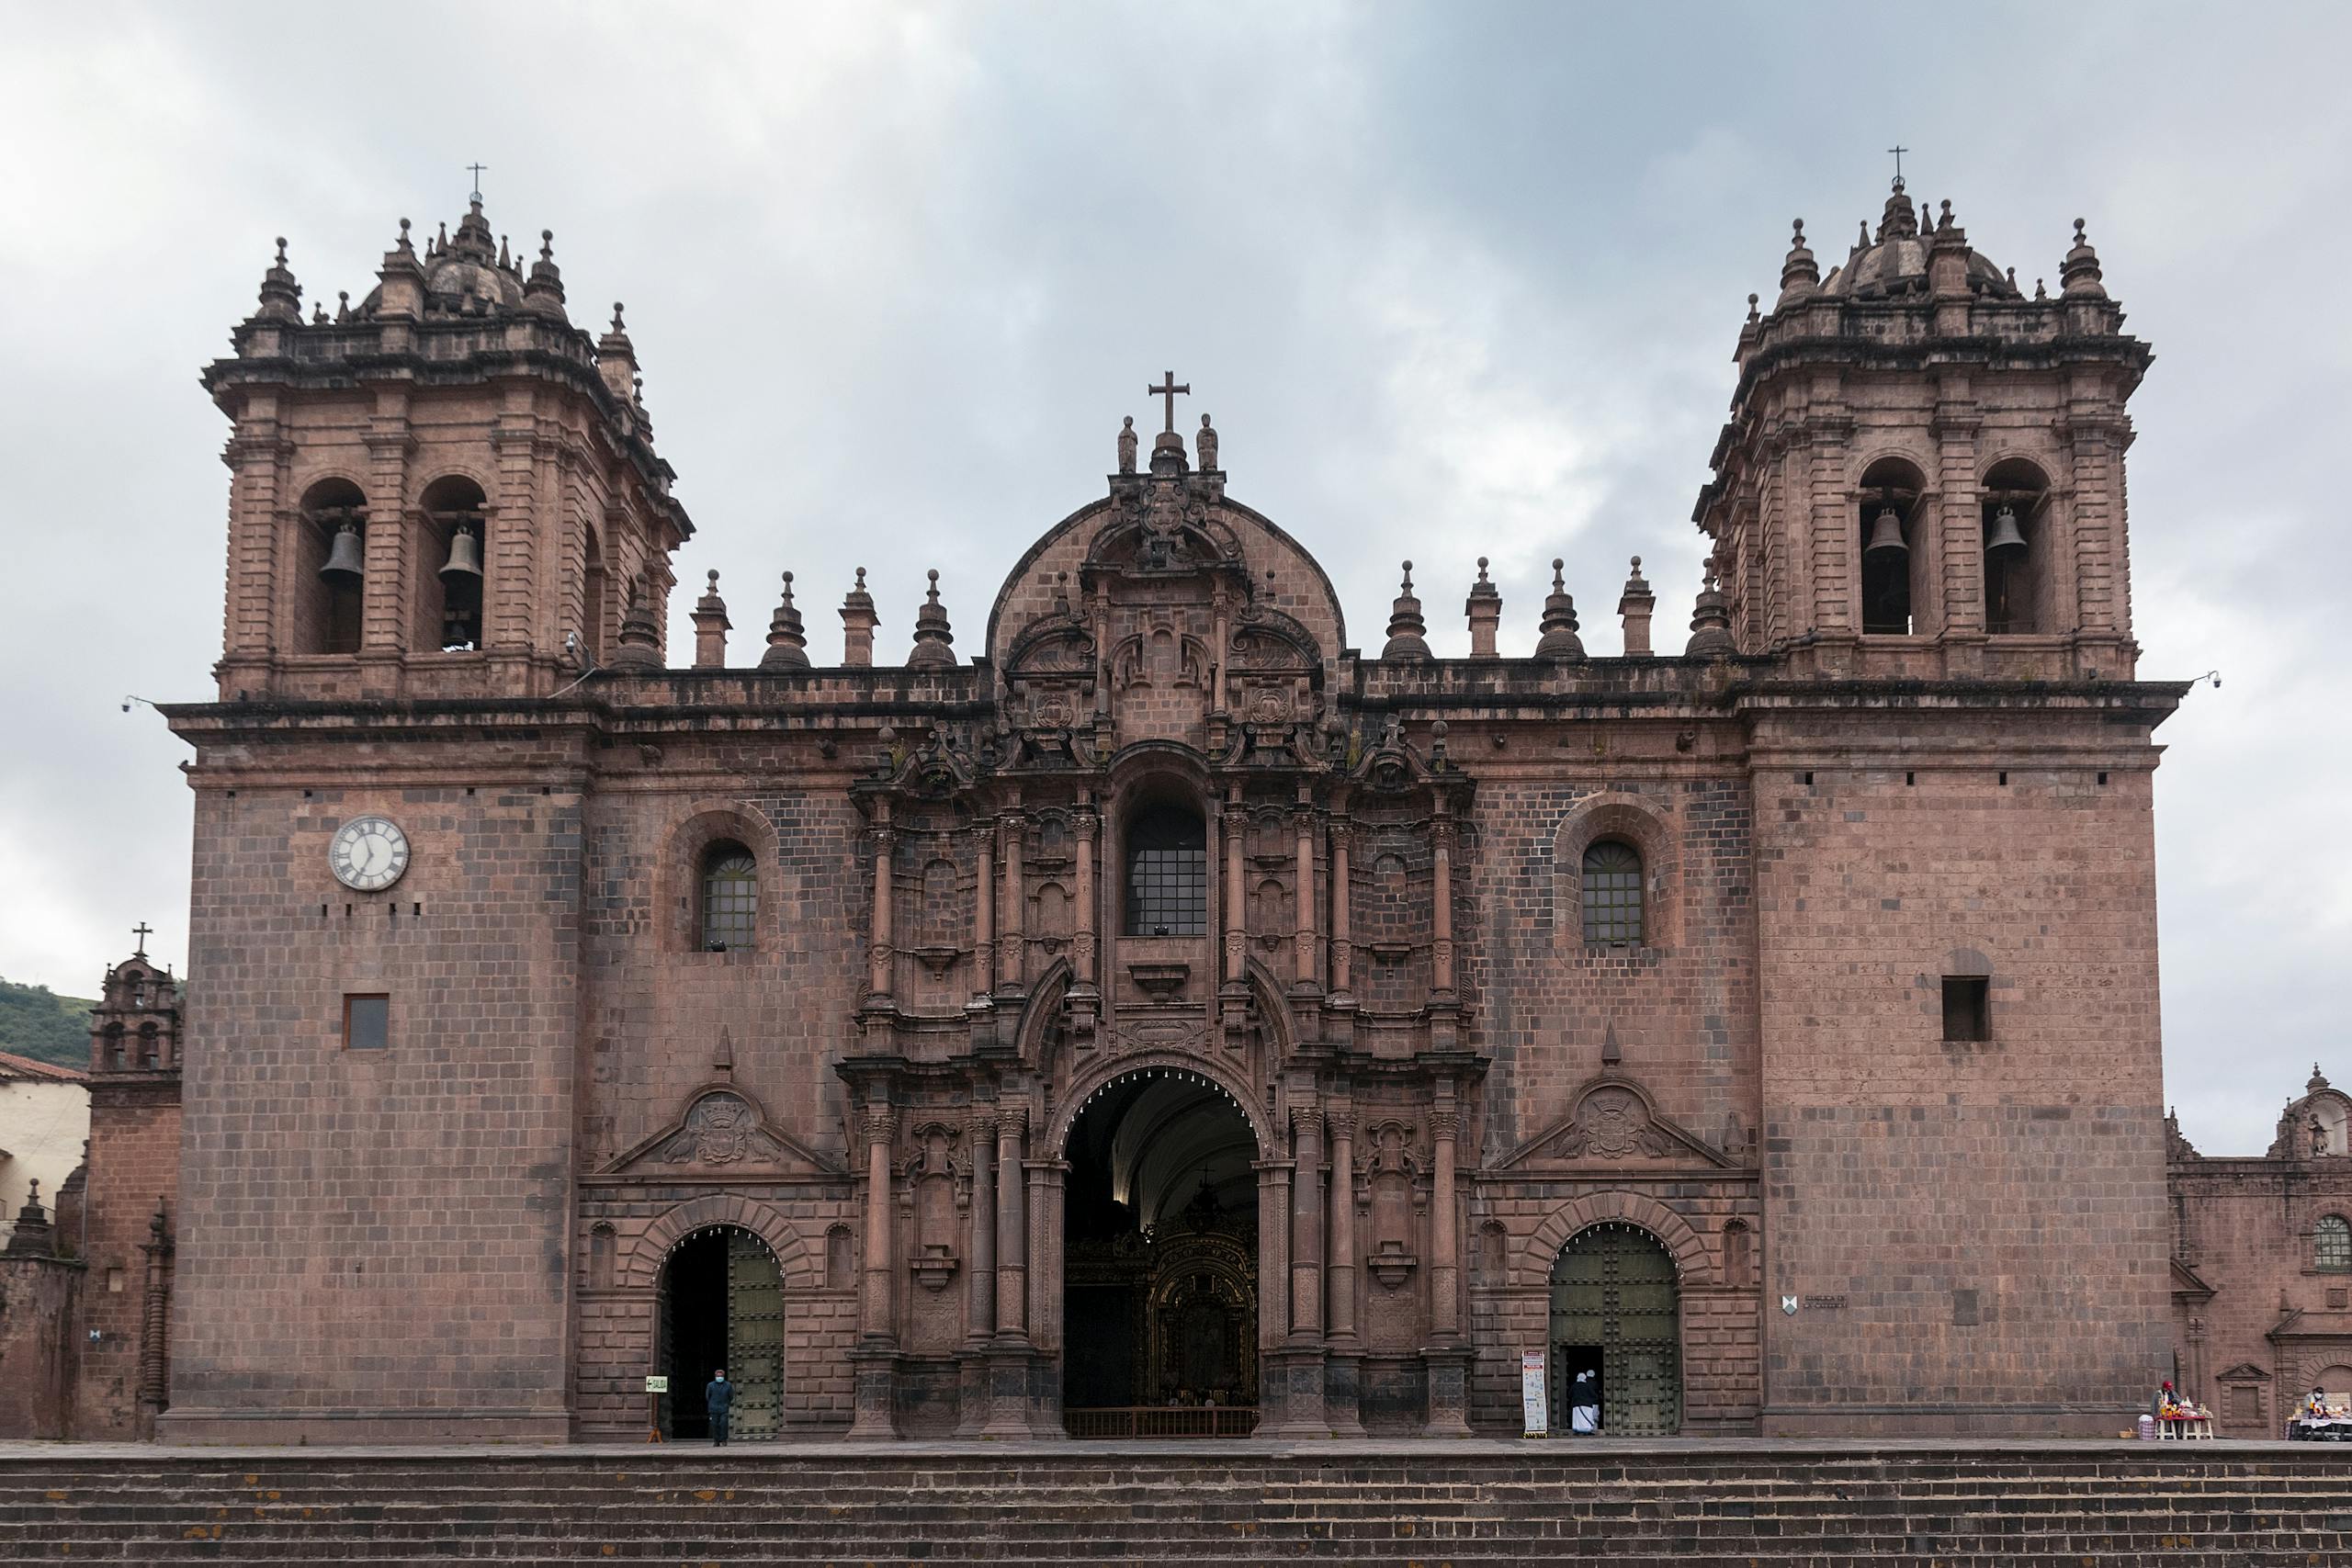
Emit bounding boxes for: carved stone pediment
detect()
[602,1085,842,1176]
[1494,1072,1738,1171]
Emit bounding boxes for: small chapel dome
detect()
[357,198,526,318]
[1819,179,2020,302]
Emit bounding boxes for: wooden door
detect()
[725,1233,786,1441]
[1548,1224,1680,1436]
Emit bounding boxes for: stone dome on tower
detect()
[1820,178,2021,300]
[357,197,528,317]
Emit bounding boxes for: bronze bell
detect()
[1863,505,1908,556]
[1984,505,2028,556]
[319,520,365,583]
[439,522,484,583]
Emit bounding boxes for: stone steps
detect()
[3,1445,2349,1565]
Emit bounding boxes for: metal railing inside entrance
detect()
[1064,1405,1260,1438]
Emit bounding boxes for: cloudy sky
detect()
[2,2,2344,1153]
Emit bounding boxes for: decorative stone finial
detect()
[760,570,810,670]
[606,577,664,672]
[1777,217,1819,305]
[840,567,878,667]
[524,228,568,317]
[396,217,414,254]
[907,570,956,670]
[1535,557,1585,661]
[2061,217,2107,299]
[1197,412,1219,471]
[1618,556,1657,656]
[691,569,731,670]
[1876,178,1918,243]
[254,235,302,322]
[1464,557,1502,658]
[2312,1064,2332,1095]
[1380,561,1430,662]
[1685,556,1734,659]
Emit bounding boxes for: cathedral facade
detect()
[133,181,2179,1442]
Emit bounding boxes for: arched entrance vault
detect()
[657,1224,785,1442]
[1057,1063,1266,1432]
[1548,1221,1682,1437]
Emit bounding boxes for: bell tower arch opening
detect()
[417,475,487,652]
[656,1225,785,1442]
[1061,1067,1261,1435]
[1548,1222,1681,1437]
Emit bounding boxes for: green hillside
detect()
[0,976,96,1068]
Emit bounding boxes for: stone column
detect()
[137,1201,173,1429]
[956,1100,997,1436]
[1223,795,1248,987]
[1289,1103,1323,1341]
[1026,1157,1067,1432]
[1430,816,1456,998]
[865,815,895,1002]
[1328,819,1353,1002]
[1422,1094,1473,1437]
[848,1100,899,1439]
[1255,1157,1292,1417]
[859,1104,899,1346]
[1324,1104,1365,1436]
[1073,803,1098,983]
[971,823,995,999]
[1292,795,1318,992]
[998,810,1025,994]
[994,1105,1028,1343]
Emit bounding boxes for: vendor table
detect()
[2155,1414,2213,1439]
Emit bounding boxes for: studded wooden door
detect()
[725,1233,785,1441]
[1548,1224,1680,1436]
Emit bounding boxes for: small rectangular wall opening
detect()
[1941,976,1990,1043]
[345,993,390,1050]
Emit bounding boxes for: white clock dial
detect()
[329,815,411,892]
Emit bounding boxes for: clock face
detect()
[329,815,411,892]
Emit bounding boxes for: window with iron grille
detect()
[701,844,759,952]
[1125,804,1206,936]
[2317,1214,2352,1273]
[1580,840,1644,945]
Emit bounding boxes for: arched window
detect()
[417,476,488,653]
[138,1023,160,1070]
[699,842,758,952]
[297,479,368,655]
[1857,457,1928,637]
[1580,840,1644,945]
[2318,1215,2352,1273]
[1982,458,2052,637]
[1125,802,1206,936]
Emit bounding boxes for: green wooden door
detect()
[726,1233,786,1441]
[1548,1224,1680,1436]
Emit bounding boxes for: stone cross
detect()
[131,922,152,957]
[1148,371,1190,433]
[468,163,489,201]
[1886,144,1907,183]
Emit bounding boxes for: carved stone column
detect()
[1223,794,1248,987]
[1328,819,1354,1004]
[865,813,895,1003]
[956,1101,998,1435]
[998,809,1026,995]
[1071,801,1100,1045]
[1292,793,1319,993]
[1289,1103,1323,1341]
[1430,814,1456,998]
[971,822,995,1000]
[1023,1156,1068,1436]
[1422,1093,1473,1437]
[849,1100,899,1439]
[136,1200,173,1431]
[993,1105,1029,1344]
[1323,1104,1365,1436]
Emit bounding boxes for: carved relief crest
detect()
[1553,1085,1670,1160]
[603,1085,842,1177]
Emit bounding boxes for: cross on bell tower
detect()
[131,922,152,958]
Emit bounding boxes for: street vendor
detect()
[2151,1380,2177,1417]
[2308,1385,2330,1419]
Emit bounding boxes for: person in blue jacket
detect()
[705,1368,735,1447]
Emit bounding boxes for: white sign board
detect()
[644,1375,670,1394]
[1521,1350,1548,1438]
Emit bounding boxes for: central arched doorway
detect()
[1549,1222,1681,1436]
[1062,1067,1260,1436]
[658,1225,785,1441]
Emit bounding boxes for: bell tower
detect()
[1695,182,2149,680]
[203,202,693,701]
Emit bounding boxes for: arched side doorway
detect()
[1549,1222,1680,1436]
[659,1225,785,1441]
[1061,1066,1261,1436]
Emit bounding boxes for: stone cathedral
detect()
[86,178,2185,1442]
